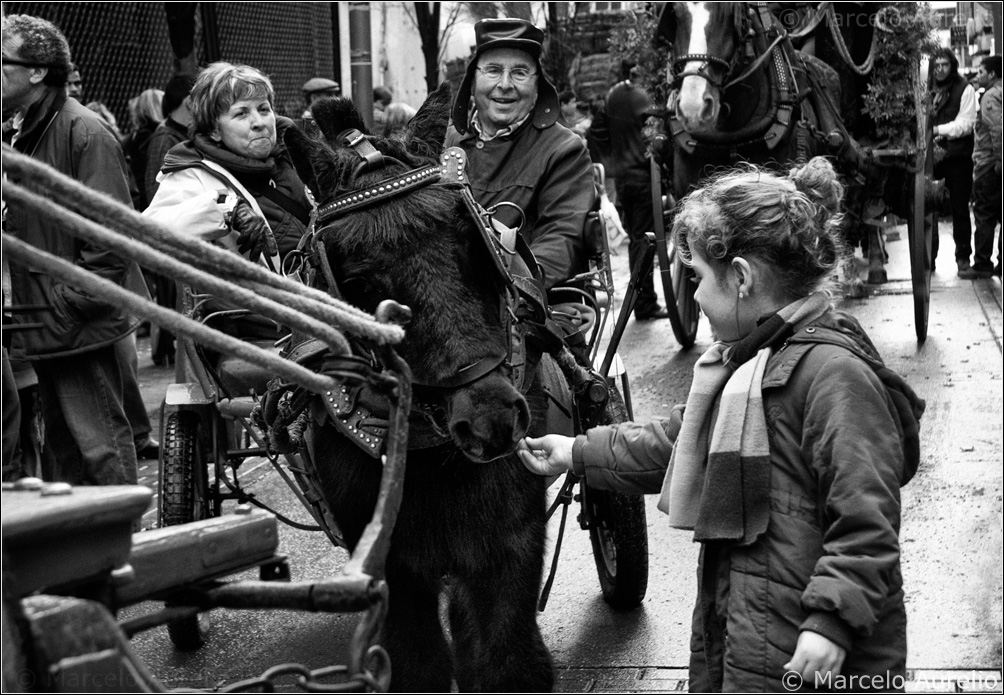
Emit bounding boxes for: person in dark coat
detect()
[444,18,595,291]
[520,158,924,693]
[3,14,142,486]
[930,47,977,276]
[591,62,669,321]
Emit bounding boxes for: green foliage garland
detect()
[860,2,940,149]
[607,7,670,108]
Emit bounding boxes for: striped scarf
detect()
[657,293,831,544]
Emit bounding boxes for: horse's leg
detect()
[866,223,889,284]
[448,485,552,692]
[842,223,867,298]
[383,564,454,693]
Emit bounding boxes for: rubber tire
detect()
[159,411,210,651]
[650,158,700,349]
[584,385,649,610]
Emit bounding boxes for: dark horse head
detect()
[659,2,751,133]
[284,84,531,462]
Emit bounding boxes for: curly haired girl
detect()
[520,157,925,692]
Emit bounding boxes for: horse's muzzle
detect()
[446,376,531,463]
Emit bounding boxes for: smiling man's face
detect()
[473,47,538,137]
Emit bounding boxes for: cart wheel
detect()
[650,158,700,348]
[584,384,648,609]
[907,168,932,343]
[908,69,934,343]
[159,411,211,651]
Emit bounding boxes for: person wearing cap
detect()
[301,76,340,118]
[444,18,595,291]
[373,85,393,131]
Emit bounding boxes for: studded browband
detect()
[315,135,469,226]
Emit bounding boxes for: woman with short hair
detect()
[145,61,311,269]
[144,62,312,339]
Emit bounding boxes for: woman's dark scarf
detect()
[191,131,311,229]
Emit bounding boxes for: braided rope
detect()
[3,180,353,358]
[825,4,877,76]
[2,234,341,396]
[1,146,404,345]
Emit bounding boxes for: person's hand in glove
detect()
[232,199,278,263]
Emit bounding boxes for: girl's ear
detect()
[731,257,753,294]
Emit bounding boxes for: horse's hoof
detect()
[867,268,888,284]
[846,279,867,299]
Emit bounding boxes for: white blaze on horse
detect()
[671,2,729,133]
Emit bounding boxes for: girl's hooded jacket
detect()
[573,309,924,692]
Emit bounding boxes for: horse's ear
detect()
[655,2,677,48]
[283,124,339,200]
[402,82,452,157]
[311,96,370,143]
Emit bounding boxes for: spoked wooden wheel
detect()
[650,158,699,348]
[908,70,934,343]
[907,163,932,343]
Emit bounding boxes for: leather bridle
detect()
[310,131,547,398]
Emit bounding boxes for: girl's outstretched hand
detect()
[517,436,575,476]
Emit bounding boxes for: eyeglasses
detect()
[477,66,537,85]
[1,56,48,68]
[934,62,951,69]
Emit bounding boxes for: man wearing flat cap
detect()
[445,18,595,291]
[302,76,340,117]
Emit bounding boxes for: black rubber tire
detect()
[665,241,700,349]
[159,411,210,651]
[650,158,700,349]
[584,385,649,610]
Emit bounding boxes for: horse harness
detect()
[260,131,552,459]
[665,1,805,155]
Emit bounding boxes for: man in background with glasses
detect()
[2,14,140,488]
[445,17,595,292]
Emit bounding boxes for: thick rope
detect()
[1,146,404,345]
[2,180,352,358]
[2,234,341,396]
[825,4,877,76]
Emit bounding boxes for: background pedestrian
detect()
[930,47,977,276]
[966,54,1002,279]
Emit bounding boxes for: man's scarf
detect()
[658,292,831,545]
